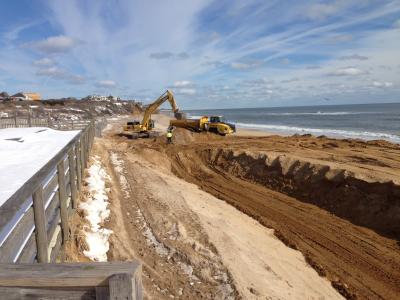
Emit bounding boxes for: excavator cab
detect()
[148,119,155,130]
[122,90,180,139]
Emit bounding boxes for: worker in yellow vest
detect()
[166,129,173,144]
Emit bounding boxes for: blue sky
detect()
[0,0,399,108]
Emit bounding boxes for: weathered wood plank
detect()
[109,274,135,300]
[57,161,69,241]
[32,186,49,263]
[65,169,71,186]
[50,227,63,262]
[66,183,71,204]
[0,287,95,300]
[81,134,86,171]
[47,210,60,242]
[45,192,60,227]
[79,137,85,180]
[0,262,142,287]
[68,149,78,208]
[43,174,58,206]
[0,130,81,234]
[75,142,82,192]
[96,286,110,300]
[16,233,37,263]
[0,208,34,263]
[63,156,69,173]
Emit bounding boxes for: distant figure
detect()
[166,130,173,144]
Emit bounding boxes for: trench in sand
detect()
[157,144,400,300]
[69,118,400,299]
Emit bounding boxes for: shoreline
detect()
[158,112,399,143]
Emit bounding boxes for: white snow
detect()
[80,156,113,262]
[0,127,79,207]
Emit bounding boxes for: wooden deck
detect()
[0,118,143,299]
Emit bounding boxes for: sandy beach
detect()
[63,113,400,299]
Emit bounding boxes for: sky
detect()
[0,0,399,109]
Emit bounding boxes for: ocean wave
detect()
[187,111,379,117]
[256,111,378,116]
[236,123,400,143]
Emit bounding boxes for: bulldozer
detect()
[170,115,236,136]
[122,90,183,138]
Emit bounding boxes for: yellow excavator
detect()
[122,90,183,138]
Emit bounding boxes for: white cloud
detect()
[3,21,41,41]
[35,66,86,85]
[96,80,117,88]
[149,52,174,59]
[33,58,55,67]
[172,80,193,87]
[231,61,263,70]
[339,54,368,61]
[176,88,196,95]
[149,52,189,60]
[372,81,393,88]
[325,34,353,43]
[304,1,362,21]
[329,67,369,76]
[281,77,299,83]
[67,75,86,85]
[36,67,65,77]
[29,35,80,53]
[394,19,400,28]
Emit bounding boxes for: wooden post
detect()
[47,112,51,128]
[75,142,82,191]
[57,160,69,242]
[14,111,17,127]
[68,149,78,208]
[28,110,32,127]
[0,262,142,297]
[80,135,85,176]
[32,186,49,263]
[86,128,90,161]
[109,273,142,300]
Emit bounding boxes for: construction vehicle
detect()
[170,115,236,136]
[122,90,183,138]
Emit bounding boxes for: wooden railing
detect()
[0,118,143,299]
[0,262,142,299]
[0,123,94,263]
[0,116,107,137]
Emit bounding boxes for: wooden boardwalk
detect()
[0,262,142,299]
[0,118,143,299]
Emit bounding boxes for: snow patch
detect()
[80,156,113,261]
[0,127,79,207]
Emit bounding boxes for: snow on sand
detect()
[0,127,79,207]
[80,156,113,261]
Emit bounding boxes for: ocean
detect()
[184,103,400,144]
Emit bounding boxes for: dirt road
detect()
[69,115,400,299]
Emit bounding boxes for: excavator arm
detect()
[141,90,182,129]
